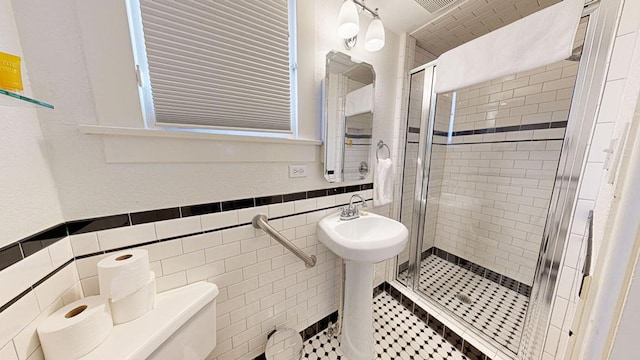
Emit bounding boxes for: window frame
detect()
[125,0,299,139]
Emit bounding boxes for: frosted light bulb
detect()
[338,0,360,39]
[365,17,385,52]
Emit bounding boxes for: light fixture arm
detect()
[352,0,379,19]
[338,0,384,51]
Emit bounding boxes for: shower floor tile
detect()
[398,255,528,353]
[303,292,468,360]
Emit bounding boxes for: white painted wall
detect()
[10,0,400,220]
[0,1,399,358]
[0,0,63,248]
[609,219,640,358]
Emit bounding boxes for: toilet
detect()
[81,281,219,360]
[265,328,303,360]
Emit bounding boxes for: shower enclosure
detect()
[395,15,594,357]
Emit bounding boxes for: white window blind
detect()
[138,0,293,132]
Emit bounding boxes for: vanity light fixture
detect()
[337,0,385,52]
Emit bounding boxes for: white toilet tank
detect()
[81,282,219,360]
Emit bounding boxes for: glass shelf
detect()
[0,89,54,109]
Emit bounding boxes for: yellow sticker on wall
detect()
[0,52,24,92]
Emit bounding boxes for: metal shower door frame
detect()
[397,62,438,290]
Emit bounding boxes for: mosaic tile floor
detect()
[398,256,529,353]
[303,292,468,359]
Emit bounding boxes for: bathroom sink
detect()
[318,211,408,263]
[318,210,409,359]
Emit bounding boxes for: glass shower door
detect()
[396,14,599,358]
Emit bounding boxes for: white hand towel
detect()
[434,0,584,93]
[374,158,393,206]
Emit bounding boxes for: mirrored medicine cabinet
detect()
[322,51,375,183]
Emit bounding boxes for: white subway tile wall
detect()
[435,61,577,135]
[63,190,384,360]
[69,232,100,257]
[0,188,387,360]
[0,249,57,308]
[0,239,82,360]
[434,140,561,285]
[97,223,157,251]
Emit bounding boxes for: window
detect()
[128,0,297,136]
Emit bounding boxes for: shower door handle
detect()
[578,210,594,297]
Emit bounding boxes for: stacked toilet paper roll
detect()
[98,249,156,324]
[37,296,113,360]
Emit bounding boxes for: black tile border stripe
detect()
[345,133,373,139]
[433,120,567,138]
[67,214,131,235]
[72,197,374,261]
[66,184,372,236]
[0,244,23,272]
[433,138,564,146]
[181,202,221,217]
[0,223,69,272]
[0,186,374,313]
[0,183,373,274]
[221,198,255,211]
[131,208,180,225]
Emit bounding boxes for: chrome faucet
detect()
[340,194,368,220]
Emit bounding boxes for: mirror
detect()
[323,51,375,183]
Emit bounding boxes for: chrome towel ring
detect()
[376,140,390,161]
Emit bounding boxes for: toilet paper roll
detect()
[98,249,150,301]
[37,296,113,360]
[111,271,157,324]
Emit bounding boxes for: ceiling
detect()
[367,0,562,56]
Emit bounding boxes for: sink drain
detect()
[455,293,472,304]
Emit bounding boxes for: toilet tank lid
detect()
[81,281,219,360]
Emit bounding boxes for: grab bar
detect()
[252,214,317,268]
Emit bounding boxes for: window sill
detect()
[79,125,322,163]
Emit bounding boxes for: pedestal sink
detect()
[318,211,408,360]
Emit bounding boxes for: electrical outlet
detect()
[289,165,307,178]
